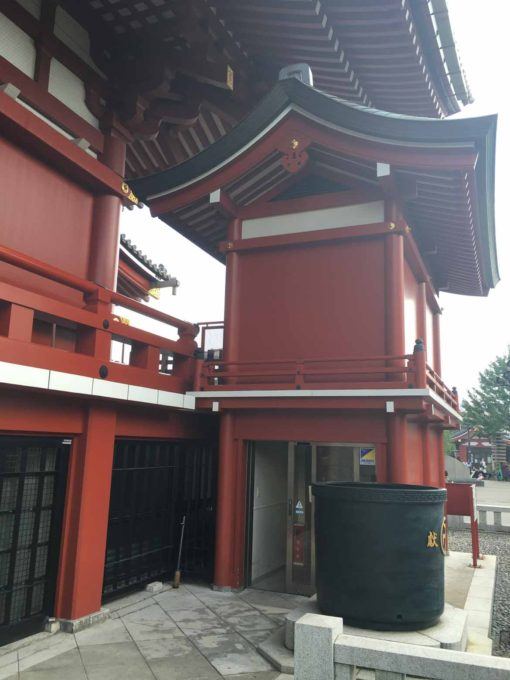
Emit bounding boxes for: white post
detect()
[336,664,356,679]
[294,613,343,680]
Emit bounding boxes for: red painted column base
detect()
[54,404,116,620]
[214,412,246,590]
[387,413,409,484]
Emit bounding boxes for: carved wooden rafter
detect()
[55,0,258,143]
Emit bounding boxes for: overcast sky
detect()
[120,0,508,401]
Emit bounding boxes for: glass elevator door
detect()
[285,442,376,595]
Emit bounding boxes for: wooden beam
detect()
[209,189,238,218]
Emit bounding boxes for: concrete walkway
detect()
[1,584,306,679]
[0,548,497,679]
[476,480,510,506]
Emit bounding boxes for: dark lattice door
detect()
[0,438,69,644]
[103,440,217,598]
[103,440,179,596]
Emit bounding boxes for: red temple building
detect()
[117,234,178,302]
[0,0,498,643]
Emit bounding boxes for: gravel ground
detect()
[448,529,510,657]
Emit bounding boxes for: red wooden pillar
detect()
[384,207,407,483]
[387,414,408,483]
[0,303,34,341]
[54,405,117,620]
[88,133,126,290]
[384,204,405,361]
[422,424,435,486]
[436,428,446,488]
[223,218,242,365]
[432,311,442,375]
[416,282,427,354]
[376,443,388,483]
[214,411,245,589]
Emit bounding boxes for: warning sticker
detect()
[360,447,376,466]
[295,499,304,515]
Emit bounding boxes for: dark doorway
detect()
[103,440,217,598]
[0,437,69,645]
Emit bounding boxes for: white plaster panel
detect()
[92,379,128,400]
[241,201,385,239]
[54,6,104,76]
[0,361,49,389]
[157,391,184,408]
[48,58,99,128]
[16,100,98,158]
[128,385,159,404]
[0,13,36,77]
[49,370,93,395]
[182,394,196,410]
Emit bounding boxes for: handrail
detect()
[197,320,225,351]
[0,242,197,336]
[202,354,412,368]
[198,353,416,390]
[0,243,97,294]
[111,291,196,335]
[197,351,460,412]
[425,362,458,406]
[206,365,411,379]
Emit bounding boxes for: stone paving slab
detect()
[74,617,132,646]
[122,603,180,641]
[18,648,87,680]
[141,640,223,680]
[3,563,492,680]
[228,673,280,679]
[80,641,157,680]
[239,628,280,647]
[155,589,206,612]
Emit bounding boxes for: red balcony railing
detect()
[0,243,198,394]
[195,354,415,391]
[426,363,459,409]
[197,321,224,354]
[0,242,459,412]
[194,336,460,410]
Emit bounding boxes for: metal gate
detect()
[103,440,217,597]
[0,437,69,644]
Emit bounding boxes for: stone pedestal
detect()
[258,597,468,675]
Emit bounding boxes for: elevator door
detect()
[0,438,69,645]
[286,442,376,595]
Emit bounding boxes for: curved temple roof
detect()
[133,78,498,297]
[57,0,470,179]
[119,234,171,283]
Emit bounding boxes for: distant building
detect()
[453,429,510,466]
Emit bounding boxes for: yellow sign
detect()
[113,315,130,326]
[359,447,376,466]
[440,518,447,555]
[426,531,439,548]
[226,65,234,91]
[121,181,139,205]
